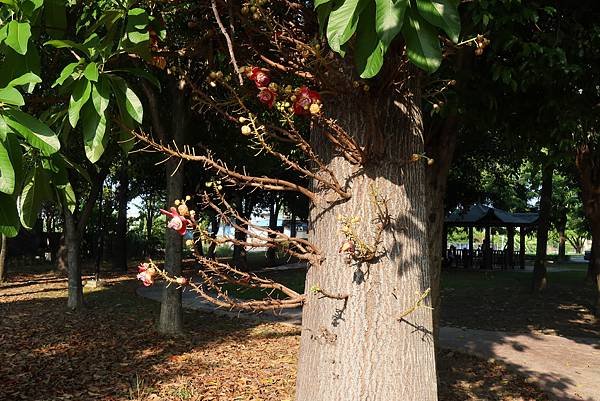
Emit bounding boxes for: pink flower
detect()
[138,263,149,272]
[176,277,188,285]
[137,271,154,287]
[160,207,189,236]
[249,67,271,88]
[293,86,321,116]
[258,88,276,108]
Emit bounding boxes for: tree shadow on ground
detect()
[440,327,599,401]
[0,275,297,401]
[440,269,600,342]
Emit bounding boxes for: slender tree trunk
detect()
[558,229,567,261]
[0,234,7,283]
[113,165,129,271]
[290,212,297,238]
[532,163,553,292]
[233,196,250,270]
[64,211,83,310]
[576,144,600,316]
[158,79,187,335]
[95,185,104,281]
[266,197,282,266]
[296,70,437,401]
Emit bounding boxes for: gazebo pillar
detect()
[468,226,474,268]
[507,226,515,269]
[519,227,526,269]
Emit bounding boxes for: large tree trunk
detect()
[576,144,600,316]
[64,211,83,310]
[532,163,553,292]
[425,115,457,344]
[296,71,437,401]
[113,165,129,271]
[158,79,187,335]
[0,234,7,283]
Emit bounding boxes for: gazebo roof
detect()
[445,204,539,227]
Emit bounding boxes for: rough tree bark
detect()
[532,163,553,292]
[112,164,129,271]
[296,70,437,401]
[576,144,600,316]
[425,114,457,344]
[157,79,187,335]
[0,234,7,283]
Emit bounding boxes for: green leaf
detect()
[128,8,149,29]
[0,116,9,141]
[4,109,61,155]
[4,132,22,190]
[355,3,385,78]
[126,8,150,44]
[109,76,143,124]
[55,181,76,213]
[327,0,366,53]
[21,0,43,17]
[53,61,82,87]
[0,46,41,92]
[375,0,408,51]
[91,78,111,115]
[0,137,15,194]
[81,102,108,163]
[0,87,25,106]
[7,72,42,88]
[0,192,19,238]
[19,166,52,229]
[5,21,31,55]
[402,8,442,73]
[83,62,99,82]
[415,0,460,43]
[44,39,91,57]
[0,24,8,43]
[68,79,92,127]
[314,0,333,7]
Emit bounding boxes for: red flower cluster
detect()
[137,263,156,287]
[258,88,276,108]
[160,207,190,236]
[293,86,321,116]
[247,67,271,88]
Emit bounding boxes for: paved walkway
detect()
[138,285,600,401]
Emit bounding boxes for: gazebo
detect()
[444,204,539,270]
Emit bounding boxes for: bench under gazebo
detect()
[444,204,539,270]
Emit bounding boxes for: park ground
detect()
[1,259,598,401]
